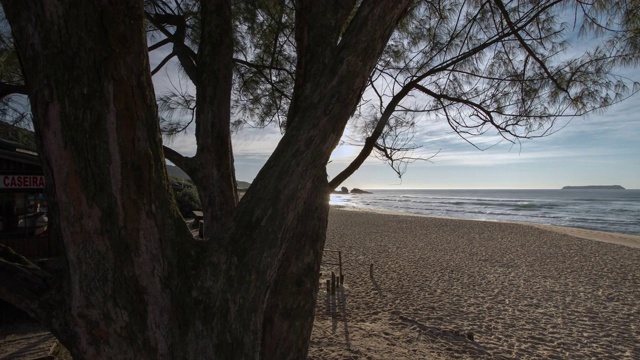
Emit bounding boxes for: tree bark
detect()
[0,245,54,320]
[0,82,27,99]
[224,2,412,358]
[260,176,330,359]
[190,0,238,239]
[153,1,238,240]
[2,1,195,358]
[1,1,411,358]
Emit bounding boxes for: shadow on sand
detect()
[325,283,351,349]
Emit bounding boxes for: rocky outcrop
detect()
[333,186,350,194]
[350,188,372,194]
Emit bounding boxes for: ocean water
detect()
[330,189,640,235]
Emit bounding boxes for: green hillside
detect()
[166,165,251,190]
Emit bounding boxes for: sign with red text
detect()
[0,175,45,189]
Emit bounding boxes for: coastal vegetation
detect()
[169,177,202,217]
[0,1,638,359]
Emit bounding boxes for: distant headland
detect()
[562,185,625,190]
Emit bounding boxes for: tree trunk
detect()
[261,176,330,359]
[1,1,411,358]
[191,0,238,239]
[2,1,195,358]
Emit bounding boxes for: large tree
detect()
[145,0,639,183]
[0,0,637,359]
[0,12,28,126]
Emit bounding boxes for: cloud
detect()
[162,133,197,157]
[232,126,282,156]
[431,147,585,166]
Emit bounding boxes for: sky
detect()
[155,53,640,190]
[152,9,640,191]
[163,98,640,190]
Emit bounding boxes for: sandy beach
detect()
[309,208,640,359]
[2,207,639,359]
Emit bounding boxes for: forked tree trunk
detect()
[1,1,196,358]
[1,1,411,359]
[0,1,322,357]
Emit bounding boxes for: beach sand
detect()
[2,208,638,359]
[309,208,640,359]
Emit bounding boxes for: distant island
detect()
[562,185,625,190]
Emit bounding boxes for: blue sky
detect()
[153,12,640,191]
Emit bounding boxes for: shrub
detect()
[170,178,202,217]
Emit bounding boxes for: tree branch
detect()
[0,82,27,99]
[162,145,195,177]
[234,59,293,102]
[148,37,172,52]
[415,84,522,140]
[145,11,198,82]
[330,1,569,188]
[329,82,413,189]
[493,0,569,93]
[152,51,176,76]
[233,57,295,81]
[0,244,53,320]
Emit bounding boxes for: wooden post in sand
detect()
[369,263,373,278]
[338,251,343,279]
[330,272,336,295]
